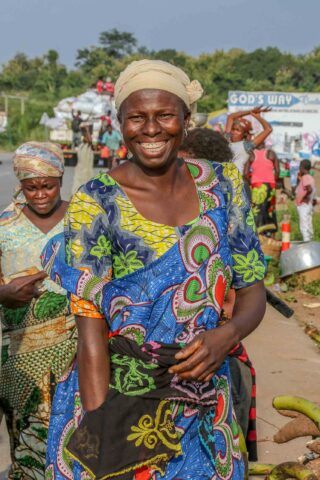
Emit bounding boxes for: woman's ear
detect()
[184,110,191,130]
[117,107,122,126]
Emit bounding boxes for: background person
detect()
[225,106,273,177]
[0,142,76,479]
[71,110,83,148]
[99,110,113,139]
[289,152,301,195]
[96,77,104,94]
[295,159,316,241]
[43,59,266,480]
[102,124,122,169]
[104,76,115,96]
[72,123,94,193]
[245,143,280,236]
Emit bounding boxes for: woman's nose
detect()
[143,117,161,136]
[35,190,46,198]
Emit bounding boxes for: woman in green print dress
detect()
[0,143,76,479]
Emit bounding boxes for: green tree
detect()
[0,53,43,90]
[33,50,67,95]
[99,29,137,58]
[76,46,111,71]
[152,49,187,68]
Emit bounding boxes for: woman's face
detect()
[119,89,190,171]
[230,122,245,142]
[21,176,62,215]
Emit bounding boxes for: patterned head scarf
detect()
[13,141,64,181]
[114,59,203,117]
[0,142,64,225]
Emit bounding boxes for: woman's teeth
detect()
[140,142,166,151]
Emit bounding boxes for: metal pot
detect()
[193,113,208,127]
[280,241,320,278]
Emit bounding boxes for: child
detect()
[295,159,316,241]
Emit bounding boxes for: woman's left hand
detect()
[168,323,238,382]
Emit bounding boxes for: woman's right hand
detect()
[251,106,272,115]
[0,271,47,308]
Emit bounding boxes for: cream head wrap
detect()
[114,59,203,116]
[13,141,64,181]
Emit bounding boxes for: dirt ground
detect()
[287,289,320,328]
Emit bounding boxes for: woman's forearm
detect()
[252,115,273,146]
[225,110,249,132]
[76,316,110,411]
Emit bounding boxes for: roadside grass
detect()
[276,200,320,242]
[303,280,320,296]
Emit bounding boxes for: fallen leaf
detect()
[303,303,320,309]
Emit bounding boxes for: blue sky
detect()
[0,0,318,67]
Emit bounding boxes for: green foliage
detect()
[99,29,138,58]
[76,46,112,72]
[1,32,320,146]
[276,202,303,241]
[303,280,320,297]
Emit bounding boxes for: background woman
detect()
[245,144,280,236]
[225,106,273,177]
[0,142,76,479]
[44,60,266,480]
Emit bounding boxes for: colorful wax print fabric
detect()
[43,159,265,479]
[0,214,77,479]
[251,182,277,235]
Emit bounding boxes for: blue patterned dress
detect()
[43,159,265,480]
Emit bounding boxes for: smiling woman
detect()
[43,60,266,480]
[0,142,77,479]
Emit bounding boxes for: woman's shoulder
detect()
[0,202,24,228]
[185,158,241,192]
[71,172,122,206]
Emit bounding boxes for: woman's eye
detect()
[129,115,144,122]
[159,113,173,119]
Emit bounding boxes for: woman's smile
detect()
[137,140,168,157]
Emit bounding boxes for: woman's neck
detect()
[128,156,185,192]
[26,199,63,218]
